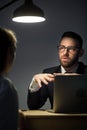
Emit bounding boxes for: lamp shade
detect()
[12,0,46,23]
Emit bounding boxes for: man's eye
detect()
[69,47,76,50]
[59,46,65,49]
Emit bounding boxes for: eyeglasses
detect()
[57,45,80,53]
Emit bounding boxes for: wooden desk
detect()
[19,110,87,130]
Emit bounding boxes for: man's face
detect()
[58,37,83,68]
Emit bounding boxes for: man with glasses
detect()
[27,31,87,109]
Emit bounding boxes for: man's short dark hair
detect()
[60,31,83,48]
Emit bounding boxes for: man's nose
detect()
[64,48,69,53]
[63,48,69,55]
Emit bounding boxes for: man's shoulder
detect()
[43,65,60,73]
[79,62,87,68]
[78,62,87,74]
[84,64,87,73]
[84,64,87,67]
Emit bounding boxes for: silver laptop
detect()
[50,74,87,113]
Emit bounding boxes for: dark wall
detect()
[0,0,87,109]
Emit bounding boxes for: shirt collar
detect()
[61,64,79,74]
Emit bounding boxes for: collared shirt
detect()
[29,77,40,92]
[61,64,79,73]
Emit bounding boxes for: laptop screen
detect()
[53,74,87,113]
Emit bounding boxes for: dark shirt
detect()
[27,62,87,110]
[0,75,18,130]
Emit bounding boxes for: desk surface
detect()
[21,109,87,117]
[19,110,87,130]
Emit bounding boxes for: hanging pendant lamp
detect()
[12,0,46,23]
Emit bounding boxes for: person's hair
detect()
[0,27,17,73]
[60,31,83,48]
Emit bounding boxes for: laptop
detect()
[48,74,87,113]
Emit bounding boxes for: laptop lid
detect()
[53,74,87,113]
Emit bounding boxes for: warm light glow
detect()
[12,16,46,23]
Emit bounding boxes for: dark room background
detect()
[0,0,87,110]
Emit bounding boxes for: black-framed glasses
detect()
[57,45,81,53]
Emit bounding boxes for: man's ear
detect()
[79,48,84,57]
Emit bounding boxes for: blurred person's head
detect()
[0,27,17,74]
